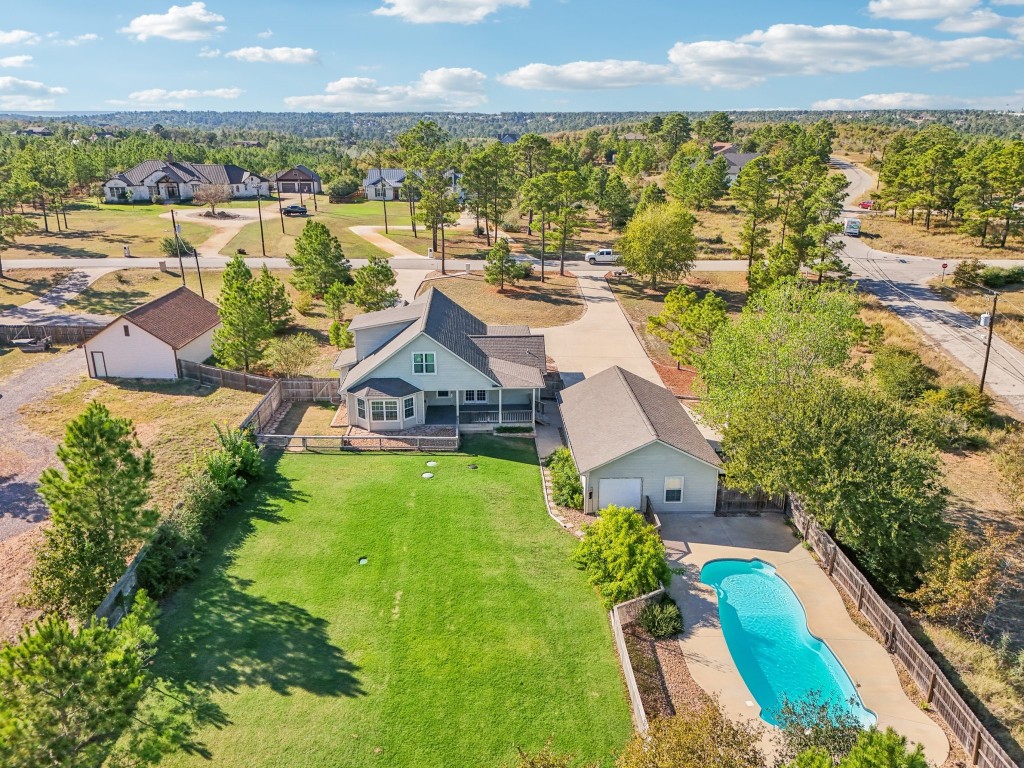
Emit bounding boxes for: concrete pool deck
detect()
[660,514,949,765]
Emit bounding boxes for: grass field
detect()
[0,268,71,310]
[859,213,1024,261]
[221,201,409,260]
[154,437,632,768]
[0,346,71,385]
[18,378,262,511]
[5,202,216,260]
[416,272,584,327]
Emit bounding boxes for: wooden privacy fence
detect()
[280,377,339,403]
[178,359,276,394]
[240,382,283,433]
[0,323,101,344]
[716,486,786,515]
[789,499,1017,768]
[610,586,666,735]
[258,433,461,452]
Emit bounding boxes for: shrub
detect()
[158,236,195,260]
[215,425,264,481]
[871,345,936,401]
[919,385,992,427]
[617,703,765,768]
[329,320,353,349]
[293,292,314,315]
[996,429,1024,514]
[265,333,318,377]
[546,447,583,509]
[572,505,671,607]
[773,693,862,765]
[136,521,198,599]
[501,219,523,233]
[473,225,485,236]
[980,265,1024,288]
[952,257,983,289]
[864,322,885,350]
[638,597,683,638]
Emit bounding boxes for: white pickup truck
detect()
[584,248,621,265]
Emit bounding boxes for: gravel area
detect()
[0,347,85,542]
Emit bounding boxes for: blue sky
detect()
[1,0,1023,113]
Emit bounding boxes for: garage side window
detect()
[664,477,684,503]
[356,398,366,419]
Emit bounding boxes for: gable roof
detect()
[341,288,546,391]
[269,165,321,182]
[721,151,760,172]
[107,160,263,187]
[363,168,407,186]
[117,287,221,349]
[559,366,721,473]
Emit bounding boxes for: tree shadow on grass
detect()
[65,287,153,315]
[158,460,365,700]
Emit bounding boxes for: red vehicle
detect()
[859,200,874,210]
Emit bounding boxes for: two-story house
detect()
[334,288,547,432]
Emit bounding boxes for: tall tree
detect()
[513,133,552,232]
[658,112,692,160]
[213,255,273,371]
[647,286,728,368]
[462,141,516,246]
[989,140,1024,247]
[599,171,635,229]
[28,402,156,621]
[396,120,451,246]
[666,147,728,210]
[520,171,561,283]
[731,156,777,269]
[251,264,292,332]
[483,237,524,292]
[618,202,697,289]
[550,170,588,276]
[287,220,351,297]
[349,255,400,311]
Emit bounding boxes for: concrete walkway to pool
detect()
[659,514,949,766]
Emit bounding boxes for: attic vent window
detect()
[123,325,130,337]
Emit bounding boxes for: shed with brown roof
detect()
[83,287,222,380]
[559,366,722,514]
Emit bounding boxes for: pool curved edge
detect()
[699,556,877,729]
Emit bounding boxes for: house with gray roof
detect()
[333,288,547,433]
[102,153,268,203]
[362,168,408,201]
[559,366,722,514]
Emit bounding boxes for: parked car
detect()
[859,200,874,209]
[584,248,620,265]
[282,205,307,217]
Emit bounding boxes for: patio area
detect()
[658,513,950,765]
[425,404,534,426]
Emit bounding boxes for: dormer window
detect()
[412,352,435,374]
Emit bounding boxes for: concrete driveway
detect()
[535,271,660,386]
[659,513,949,765]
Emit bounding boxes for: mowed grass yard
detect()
[5,202,215,260]
[155,437,632,768]
[221,200,409,260]
[416,272,584,327]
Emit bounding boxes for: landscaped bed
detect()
[154,436,632,767]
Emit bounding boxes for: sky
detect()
[1,0,1023,113]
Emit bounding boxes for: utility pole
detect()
[979,291,999,394]
[169,209,186,287]
[194,246,205,298]
[276,185,285,234]
[256,188,266,258]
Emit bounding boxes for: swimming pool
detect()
[700,558,876,728]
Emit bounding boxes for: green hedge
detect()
[546,447,583,509]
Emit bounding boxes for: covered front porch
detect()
[424,387,537,429]
[426,402,534,427]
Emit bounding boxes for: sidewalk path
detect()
[536,271,659,387]
[0,268,116,325]
[348,225,427,259]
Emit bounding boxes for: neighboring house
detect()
[270,165,322,194]
[102,153,269,203]
[233,140,264,148]
[720,148,760,185]
[559,366,722,515]
[334,288,547,432]
[497,132,520,144]
[711,141,736,155]
[83,287,221,379]
[362,168,407,201]
[620,132,648,142]
[12,125,53,137]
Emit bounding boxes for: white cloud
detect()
[285,67,487,110]
[812,90,1024,109]
[0,55,32,68]
[225,46,319,64]
[498,60,677,90]
[124,86,243,106]
[198,47,221,57]
[55,33,101,46]
[501,23,1021,91]
[372,0,528,24]
[120,2,226,42]
[867,0,980,19]
[0,30,40,46]
[257,28,273,38]
[0,75,67,109]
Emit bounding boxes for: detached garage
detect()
[83,287,221,380]
[559,366,723,515]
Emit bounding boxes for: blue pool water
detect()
[700,558,876,728]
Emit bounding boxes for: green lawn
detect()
[221,200,411,260]
[155,437,632,767]
[5,201,215,260]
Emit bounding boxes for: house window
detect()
[356,398,366,419]
[664,477,684,503]
[464,390,488,403]
[123,325,130,337]
[371,400,399,421]
[403,396,415,419]
[436,390,450,398]
[412,352,436,374]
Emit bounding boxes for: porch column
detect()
[455,390,460,426]
[531,389,536,425]
[498,389,503,425]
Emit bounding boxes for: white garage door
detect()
[598,478,643,511]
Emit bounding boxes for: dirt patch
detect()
[654,363,698,398]
[624,624,675,720]
[416,272,584,328]
[0,526,45,644]
[654,635,713,715]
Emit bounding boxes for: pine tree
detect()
[349,255,400,312]
[213,255,273,371]
[323,280,349,322]
[251,264,292,333]
[483,237,524,292]
[731,156,777,269]
[28,402,156,621]
[647,286,728,367]
[600,172,635,229]
[288,220,351,297]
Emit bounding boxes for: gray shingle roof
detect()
[119,287,220,349]
[349,378,421,398]
[270,165,321,182]
[559,366,721,473]
[363,168,407,186]
[109,160,263,187]
[343,288,546,393]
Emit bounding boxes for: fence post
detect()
[856,582,865,610]
[972,729,982,765]
[827,546,838,576]
[926,671,937,704]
